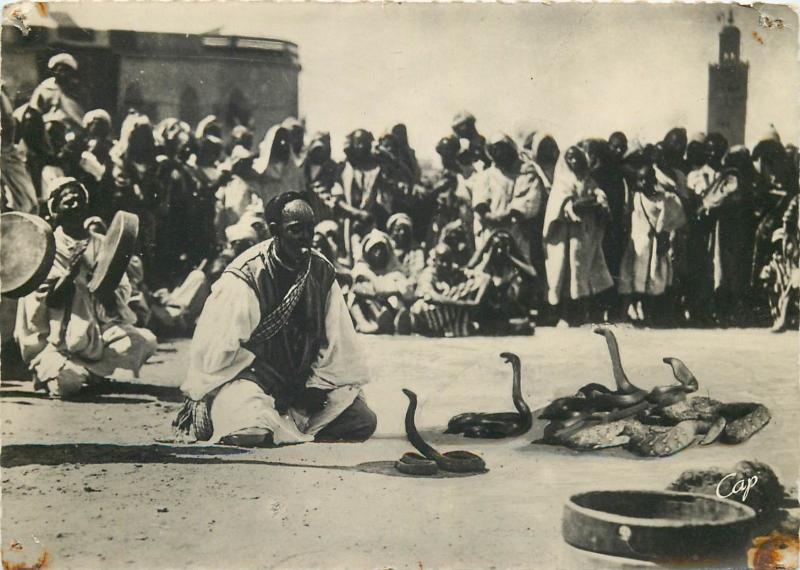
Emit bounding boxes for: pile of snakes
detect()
[539,328,772,457]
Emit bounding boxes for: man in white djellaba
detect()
[174,191,377,447]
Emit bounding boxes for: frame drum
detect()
[0,212,56,298]
[88,211,139,297]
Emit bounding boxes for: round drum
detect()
[88,210,139,297]
[0,212,56,298]
[562,490,755,566]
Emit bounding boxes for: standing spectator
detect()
[282,116,306,167]
[751,128,799,302]
[618,161,686,325]
[252,124,304,206]
[686,140,756,325]
[523,131,560,189]
[12,103,47,200]
[193,115,225,259]
[102,113,161,285]
[653,139,690,325]
[452,110,490,169]
[468,133,544,263]
[759,194,800,332]
[29,53,85,130]
[214,146,261,245]
[593,136,630,321]
[154,118,205,286]
[543,145,613,327]
[303,131,341,221]
[430,135,474,251]
[332,129,398,263]
[1,84,36,213]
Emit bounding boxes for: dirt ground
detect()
[1,327,798,569]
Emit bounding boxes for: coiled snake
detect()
[396,389,487,475]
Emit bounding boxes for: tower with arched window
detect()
[707,10,748,145]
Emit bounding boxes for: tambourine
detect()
[0,212,56,298]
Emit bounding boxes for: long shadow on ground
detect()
[1,443,483,478]
[0,381,184,404]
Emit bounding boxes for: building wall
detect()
[0,49,39,106]
[1,25,300,140]
[117,55,298,141]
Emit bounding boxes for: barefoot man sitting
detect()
[174,191,377,446]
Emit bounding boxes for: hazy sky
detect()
[26,2,800,160]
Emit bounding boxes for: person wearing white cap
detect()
[14,177,157,399]
[29,52,85,129]
[82,109,115,165]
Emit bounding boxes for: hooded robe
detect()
[542,152,613,305]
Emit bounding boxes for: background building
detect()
[707,11,749,145]
[1,6,301,140]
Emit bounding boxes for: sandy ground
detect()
[1,327,798,569]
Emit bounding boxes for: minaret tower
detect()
[707,9,749,144]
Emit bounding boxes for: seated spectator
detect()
[148,262,212,338]
[386,213,425,282]
[467,229,538,335]
[438,219,474,267]
[347,229,414,335]
[207,217,261,284]
[411,243,489,337]
[312,220,352,287]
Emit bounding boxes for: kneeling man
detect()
[174,192,377,446]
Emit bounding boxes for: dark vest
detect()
[223,240,336,401]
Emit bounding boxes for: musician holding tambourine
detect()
[7,177,157,399]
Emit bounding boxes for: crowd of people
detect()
[3,53,799,364]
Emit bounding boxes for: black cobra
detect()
[444,353,533,438]
[541,328,699,439]
[399,389,486,473]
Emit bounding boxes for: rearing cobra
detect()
[444,352,533,438]
[398,389,487,473]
